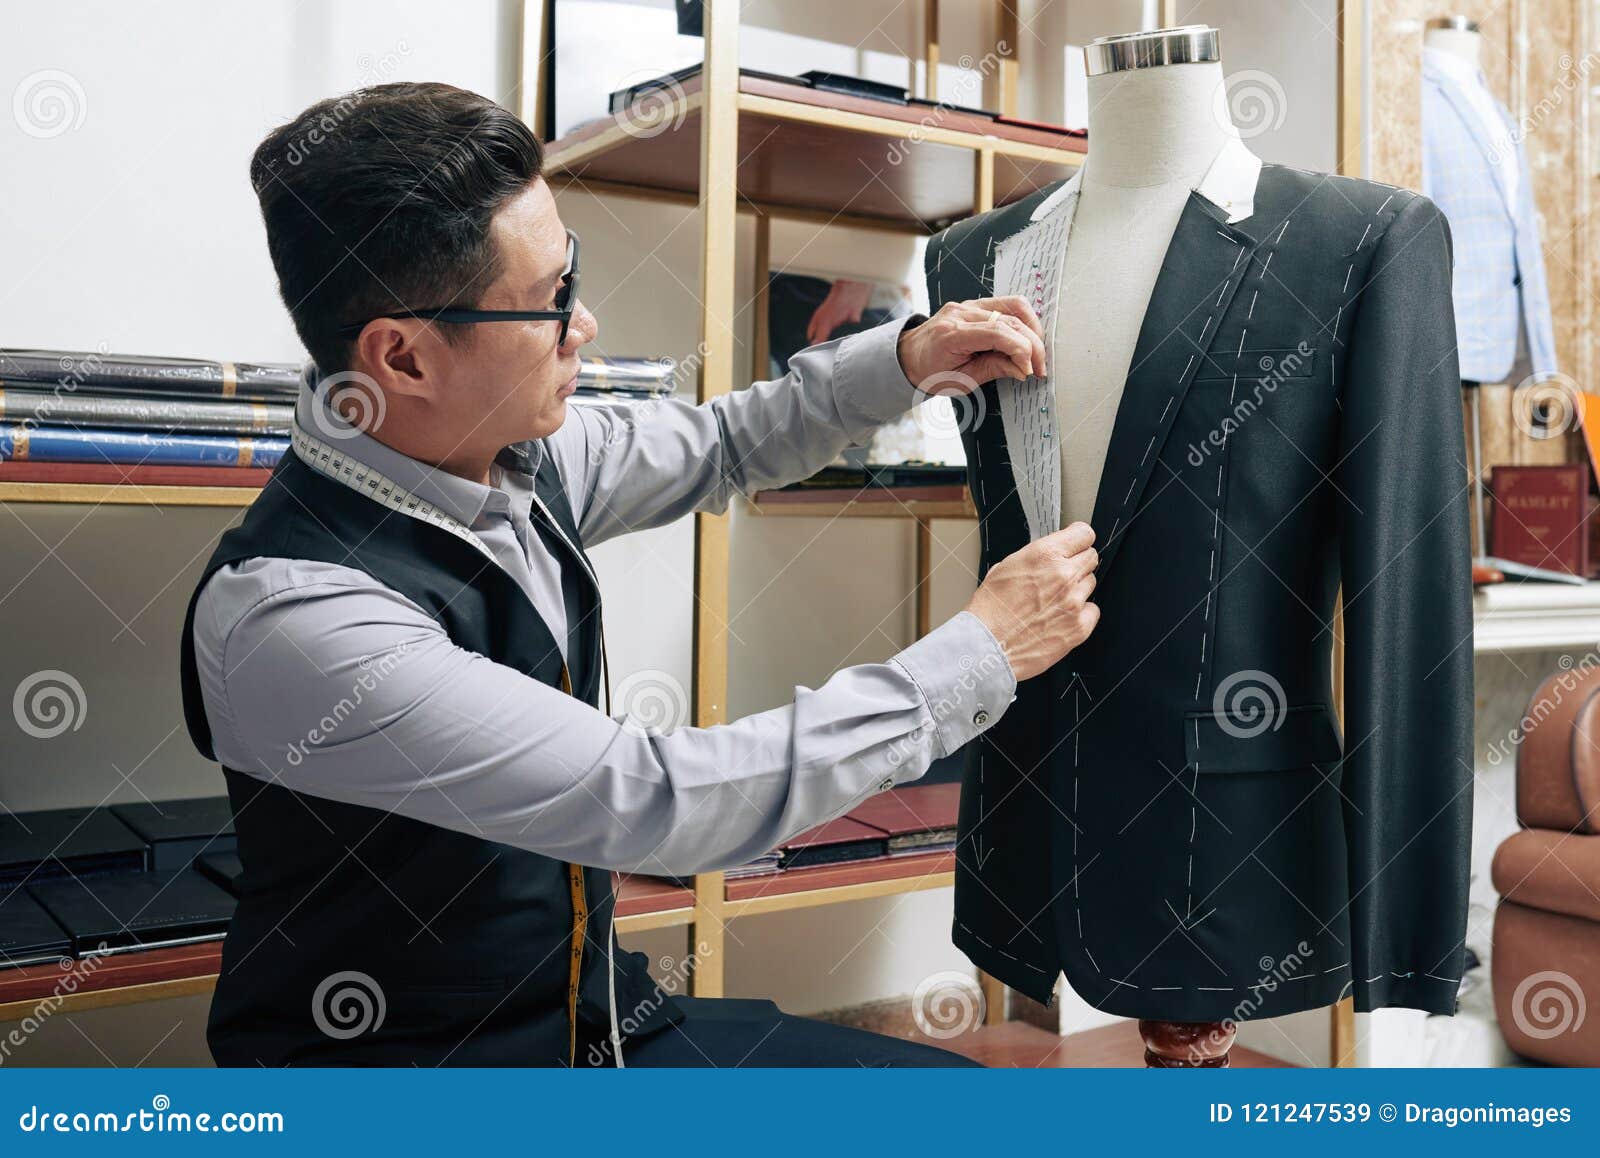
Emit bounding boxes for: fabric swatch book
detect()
[0,424,287,468]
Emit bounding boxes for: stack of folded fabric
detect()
[723,781,962,880]
[570,354,677,403]
[0,797,239,968]
[0,348,300,471]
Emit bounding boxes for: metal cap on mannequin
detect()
[1084,24,1221,76]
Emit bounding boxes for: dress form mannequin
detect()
[1063,27,1240,1068]
[1423,14,1482,66]
[1056,27,1240,530]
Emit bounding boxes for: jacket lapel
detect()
[993,186,1079,543]
[1425,66,1515,214]
[1089,192,1260,578]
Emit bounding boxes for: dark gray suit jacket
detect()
[926,159,1473,1021]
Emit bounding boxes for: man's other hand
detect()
[966,522,1099,681]
[897,295,1047,393]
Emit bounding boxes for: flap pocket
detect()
[1183,703,1342,774]
[1192,346,1315,382]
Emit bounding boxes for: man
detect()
[179,82,1100,1067]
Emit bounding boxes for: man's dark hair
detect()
[250,82,544,372]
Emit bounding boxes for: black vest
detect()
[178,446,680,1065]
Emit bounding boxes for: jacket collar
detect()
[1029,135,1264,226]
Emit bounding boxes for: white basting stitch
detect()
[1140,434,1157,465]
[1423,973,1457,982]
[1084,947,1102,973]
[1248,289,1258,319]
[1181,354,1196,380]
[1276,218,1289,243]
[1377,193,1394,215]
[1197,985,1234,992]
[1232,247,1246,271]
[1343,264,1354,293]
[1150,985,1182,991]
[1159,396,1175,422]
[1236,329,1247,358]
[1125,475,1138,505]
[1215,282,1228,307]
[1356,223,1372,250]
[1261,251,1274,277]
[1201,314,1214,340]
[1215,229,1239,244]
[1108,978,1137,988]
[1324,964,1350,973]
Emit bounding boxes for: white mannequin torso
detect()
[1054,60,1238,529]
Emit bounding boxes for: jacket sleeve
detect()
[1336,193,1474,1015]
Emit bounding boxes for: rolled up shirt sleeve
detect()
[194,562,1014,878]
[548,314,930,546]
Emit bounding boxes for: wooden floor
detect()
[937,1021,1295,1068]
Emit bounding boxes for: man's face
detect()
[439,178,597,444]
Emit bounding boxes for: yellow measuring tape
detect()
[290,424,605,1067]
[560,663,587,1068]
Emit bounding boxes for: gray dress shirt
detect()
[191,318,1015,879]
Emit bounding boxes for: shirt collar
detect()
[293,363,541,527]
[1029,135,1263,225]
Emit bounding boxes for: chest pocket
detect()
[1193,346,1317,383]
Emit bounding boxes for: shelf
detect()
[0,463,274,507]
[0,482,261,507]
[722,850,954,917]
[0,941,222,1023]
[747,488,976,519]
[545,73,1084,231]
[1473,580,1600,653]
[0,874,695,1023]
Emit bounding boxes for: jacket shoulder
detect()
[1255,165,1442,246]
[924,179,1068,304]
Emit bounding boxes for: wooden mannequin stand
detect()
[1139,1019,1236,1067]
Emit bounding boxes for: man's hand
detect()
[897,295,1048,393]
[966,523,1099,681]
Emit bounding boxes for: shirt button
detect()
[877,777,894,792]
[973,709,990,727]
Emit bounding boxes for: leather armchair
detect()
[1491,664,1600,1065]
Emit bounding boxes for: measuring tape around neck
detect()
[290,424,501,566]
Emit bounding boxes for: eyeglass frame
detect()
[334,228,581,345]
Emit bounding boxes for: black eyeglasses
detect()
[336,228,581,344]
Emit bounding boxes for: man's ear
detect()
[351,320,448,402]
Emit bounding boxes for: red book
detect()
[1489,464,1590,577]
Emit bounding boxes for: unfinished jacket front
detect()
[926,141,1474,1021]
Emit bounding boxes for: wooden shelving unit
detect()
[535,0,1078,1023]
